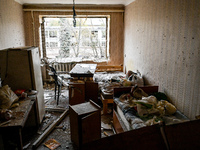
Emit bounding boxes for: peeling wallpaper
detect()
[124,0,200,119]
[0,0,25,50]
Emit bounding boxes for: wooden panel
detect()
[96,65,123,72]
[70,101,101,148]
[113,86,159,97]
[124,0,200,119]
[69,107,80,147]
[85,81,98,103]
[113,110,125,134]
[164,119,200,150]
[23,4,125,11]
[109,12,124,65]
[82,124,167,150]
[69,82,85,105]
[82,112,101,144]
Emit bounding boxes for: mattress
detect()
[93,71,126,95]
[114,97,190,131]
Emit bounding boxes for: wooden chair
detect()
[48,66,63,105]
[41,58,72,105]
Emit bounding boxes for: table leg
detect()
[102,99,108,114]
[17,128,23,150]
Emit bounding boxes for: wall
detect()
[23,4,124,65]
[0,0,25,50]
[124,0,200,119]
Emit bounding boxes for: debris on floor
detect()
[24,83,114,150]
[32,109,69,149]
[44,139,61,150]
[101,122,112,130]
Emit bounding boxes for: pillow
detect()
[0,85,19,109]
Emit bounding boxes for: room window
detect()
[42,16,110,62]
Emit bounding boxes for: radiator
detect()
[43,62,76,82]
[52,62,76,73]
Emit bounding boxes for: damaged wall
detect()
[0,0,25,50]
[23,4,124,65]
[124,0,200,119]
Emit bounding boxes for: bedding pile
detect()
[114,86,189,130]
[94,70,144,95]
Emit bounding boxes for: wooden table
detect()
[100,90,114,115]
[69,63,98,105]
[69,63,97,79]
[0,98,38,150]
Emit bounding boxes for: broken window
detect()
[41,16,110,62]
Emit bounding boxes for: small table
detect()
[0,98,38,150]
[69,64,98,105]
[69,63,97,79]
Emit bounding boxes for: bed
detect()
[112,86,190,133]
[94,65,125,92]
[94,65,144,93]
[81,86,199,150]
[93,65,147,114]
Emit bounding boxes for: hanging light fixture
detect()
[73,0,77,27]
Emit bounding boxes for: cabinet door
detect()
[85,81,98,103]
[29,48,45,123]
[81,111,101,144]
[69,83,85,105]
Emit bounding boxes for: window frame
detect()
[40,15,110,62]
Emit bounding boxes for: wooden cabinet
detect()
[69,100,101,148]
[69,63,98,105]
[69,81,85,105]
[0,46,45,123]
[69,80,98,105]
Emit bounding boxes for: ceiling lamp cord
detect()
[73,0,77,27]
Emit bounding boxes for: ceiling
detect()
[15,0,135,6]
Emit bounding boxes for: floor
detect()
[24,83,114,150]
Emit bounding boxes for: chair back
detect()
[49,66,58,82]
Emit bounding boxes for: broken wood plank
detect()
[45,107,66,112]
[0,120,11,127]
[37,120,54,135]
[32,109,69,149]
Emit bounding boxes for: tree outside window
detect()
[43,16,110,62]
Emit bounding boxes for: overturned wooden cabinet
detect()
[0,46,45,124]
[69,100,101,148]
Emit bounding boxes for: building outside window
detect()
[49,31,57,38]
[42,16,110,62]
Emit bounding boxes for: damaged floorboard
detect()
[24,83,114,150]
